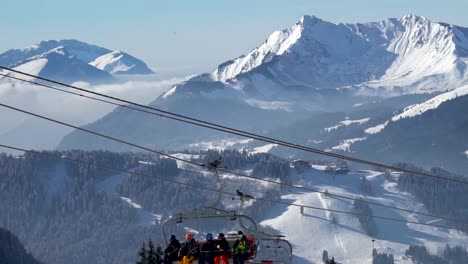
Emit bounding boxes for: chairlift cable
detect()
[0,143,460,230]
[0,101,465,225]
[1,67,466,185]
[217,168,466,223]
[0,102,201,167]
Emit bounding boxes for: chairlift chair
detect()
[160,158,293,264]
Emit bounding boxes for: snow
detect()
[166,153,203,169]
[331,137,367,152]
[365,121,389,134]
[307,139,323,144]
[260,169,468,263]
[359,15,467,93]
[88,153,468,262]
[0,39,152,82]
[392,85,468,121]
[120,196,161,225]
[90,51,133,74]
[138,161,156,166]
[9,58,48,79]
[96,173,161,225]
[200,14,468,102]
[251,144,278,154]
[211,17,303,82]
[324,124,342,132]
[310,164,328,171]
[170,153,202,160]
[245,99,292,111]
[324,118,370,132]
[184,227,200,235]
[340,118,370,126]
[89,49,153,75]
[189,138,253,150]
[464,150,468,158]
[162,86,177,99]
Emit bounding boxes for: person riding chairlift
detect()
[164,235,181,264]
[232,231,250,264]
[178,233,200,264]
[214,233,230,264]
[199,233,217,264]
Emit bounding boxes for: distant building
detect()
[291,160,310,168]
[325,161,350,174]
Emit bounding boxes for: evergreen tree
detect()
[147,239,157,264]
[155,244,163,264]
[322,250,329,263]
[136,242,147,264]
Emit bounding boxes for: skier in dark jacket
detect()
[164,235,181,264]
[178,233,200,264]
[199,233,217,264]
[214,233,230,264]
[232,231,250,264]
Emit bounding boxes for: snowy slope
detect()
[261,168,467,263]
[148,155,467,263]
[151,14,468,125]
[96,173,161,225]
[59,15,468,162]
[2,46,114,84]
[392,84,468,121]
[90,50,153,75]
[205,14,468,97]
[350,15,468,92]
[0,39,111,66]
[325,118,371,132]
[364,121,388,135]
[9,58,48,79]
[350,86,468,173]
[356,84,468,135]
[0,39,154,83]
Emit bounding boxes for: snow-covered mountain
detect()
[0,39,154,83]
[59,15,468,174]
[153,14,468,114]
[350,86,468,173]
[208,14,468,95]
[0,39,111,66]
[5,46,114,84]
[391,85,468,121]
[90,50,154,75]
[279,86,468,173]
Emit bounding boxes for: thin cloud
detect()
[0,75,191,135]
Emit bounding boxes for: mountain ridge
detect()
[90,50,154,75]
[0,39,154,83]
[58,15,468,175]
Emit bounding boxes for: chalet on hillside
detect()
[291,159,311,168]
[325,162,350,174]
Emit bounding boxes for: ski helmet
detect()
[206,233,213,241]
[185,233,193,240]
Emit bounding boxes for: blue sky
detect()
[2,0,468,73]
